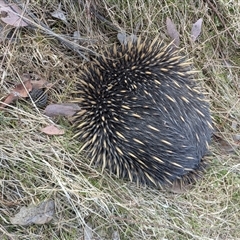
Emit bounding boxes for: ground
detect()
[0,0,240,239]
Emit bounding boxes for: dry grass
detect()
[0,0,240,239]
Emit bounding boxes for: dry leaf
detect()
[0,80,32,109]
[166,17,180,47]
[117,32,137,45]
[0,0,28,27]
[117,32,127,44]
[41,124,65,135]
[10,200,55,226]
[127,33,137,43]
[21,73,49,88]
[1,93,18,107]
[44,103,81,117]
[191,18,203,42]
[73,31,81,40]
[51,3,68,25]
[13,80,32,98]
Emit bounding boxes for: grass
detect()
[0,0,240,239]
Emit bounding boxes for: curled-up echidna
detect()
[72,37,213,188]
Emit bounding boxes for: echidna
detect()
[72,37,213,188]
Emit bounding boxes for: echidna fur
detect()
[72,37,213,188]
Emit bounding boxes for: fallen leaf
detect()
[0,0,28,27]
[41,124,65,135]
[10,200,55,226]
[191,18,203,42]
[0,80,32,109]
[21,73,48,88]
[117,32,137,45]
[117,31,127,44]
[73,31,81,40]
[166,17,180,47]
[13,80,32,98]
[127,33,137,43]
[1,93,18,107]
[44,103,81,117]
[51,3,68,25]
